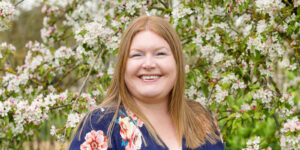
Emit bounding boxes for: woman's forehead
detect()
[129,31,171,50]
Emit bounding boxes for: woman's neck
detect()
[133,97,170,117]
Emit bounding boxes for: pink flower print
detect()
[80,130,108,150]
[119,117,131,141]
[126,109,143,127]
[125,126,142,150]
[119,116,142,150]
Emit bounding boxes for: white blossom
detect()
[172,4,193,25]
[257,20,267,34]
[125,0,145,15]
[253,89,274,104]
[255,0,285,14]
[0,1,16,31]
[74,21,114,47]
[280,134,300,150]
[50,125,57,136]
[214,85,228,104]
[17,0,43,11]
[241,103,250,112]
[54,46,75,60]
[66,113,85,128]
[244,136,261,150]
[281,117,300,133]
[295,0,300,7]
[212,53,224,64]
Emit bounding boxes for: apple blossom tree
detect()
[0,0,299,149]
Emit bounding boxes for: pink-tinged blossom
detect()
[295,0,300,7]
[280,135,300,150]
[215,85,228,104]
[253,89,274,104]
[241,103,251,113]
[192,30,205,47]
[80,93,97,109]
[232,80,247,90]
[282,117,300,133]
[0,42,16,53]
[41,26,56,42]
[279,93,294,106]
[66,113,85,128]
[220,73,238,84]
[255,0,285,14]
[80,130,108,150]
[186,86,197,99]
[54,46,75,60]
[0,1,16,31]
[243,136,260,150]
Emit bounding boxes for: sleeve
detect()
[69,108,116,150]
[209,140,225,150]
[199,139,225,150]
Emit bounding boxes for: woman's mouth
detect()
[139,75,161,81]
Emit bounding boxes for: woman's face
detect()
[124,31,177,103]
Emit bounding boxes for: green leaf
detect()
[88,87,93,95]
[201,82,209,97]
[254,112,260,119]
[249,84,259,90]
[222,83,231,90]
[47,74,53,84]
[67,128,71,137]
[82,53,87,63]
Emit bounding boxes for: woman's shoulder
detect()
[196,140,225,150]
[81,107,117,132]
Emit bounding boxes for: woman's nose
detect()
[142,55,156,69]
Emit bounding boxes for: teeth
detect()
[141,76,159,80]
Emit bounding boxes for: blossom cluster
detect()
[0,1,15,31]
[74,21,114,48]
[282,117,300,133]
[0,0,299,149]
[280,134,300,150]
[0,42,16,59]
[243,136,261,150]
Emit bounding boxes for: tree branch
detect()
[14,0,25,7]
[50,102,74,110]
[158,0,168,9]
[272,114,281,135]
[61,46,103,148]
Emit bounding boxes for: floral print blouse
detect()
[69,107,225,150]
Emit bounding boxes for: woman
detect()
[70,16,224,150]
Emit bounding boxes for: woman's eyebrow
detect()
[130,46,169,51]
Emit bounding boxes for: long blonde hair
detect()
[77,16,220,149]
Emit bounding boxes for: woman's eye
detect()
[156,52,167,56]
[130,53,142,58]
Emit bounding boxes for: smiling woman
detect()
[125,30,177,104]
[70,16,224,150]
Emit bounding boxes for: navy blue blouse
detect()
[70,107,225,150]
